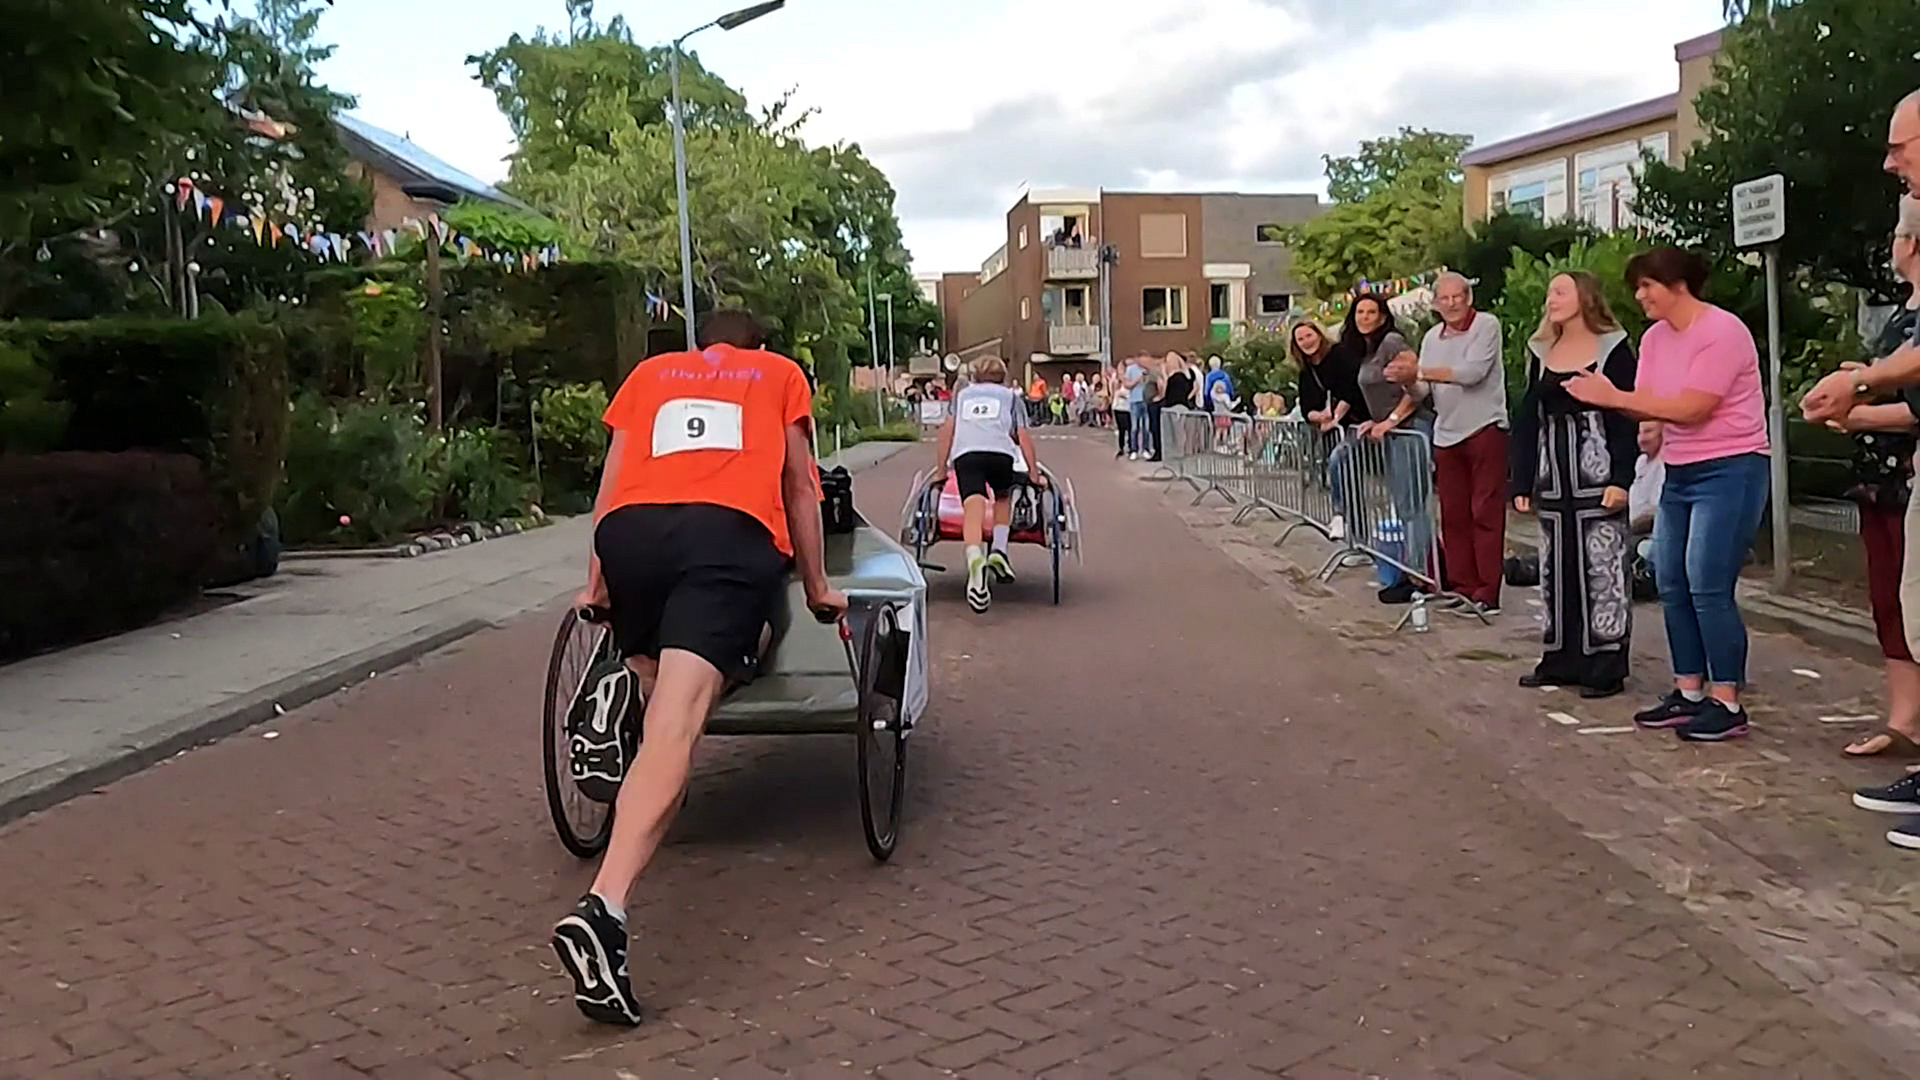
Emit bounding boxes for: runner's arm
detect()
[1015,426,1043,485]
[781,422,837,610]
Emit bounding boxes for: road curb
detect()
[0,617,489,827]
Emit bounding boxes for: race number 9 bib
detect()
[652,398,744,457]
[962,396,1002,421]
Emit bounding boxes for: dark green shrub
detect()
[437,426,535,522]
[0,339,70,453]
[0,452,219,660]
[534,381,609,514]
[280,394,438,546]
[1,315,289,570]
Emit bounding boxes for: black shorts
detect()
[593,504,788,680]
[951,451,1019,500]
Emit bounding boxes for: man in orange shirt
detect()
[552,309,846,1026]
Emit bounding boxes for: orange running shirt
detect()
[601,344,814,555]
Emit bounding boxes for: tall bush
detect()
[0,339,70,452]
[1216,331,1299,400]
[0,452,219,660]
[2,315,290,567]
[280,394,439,545]
[534,381,609,514]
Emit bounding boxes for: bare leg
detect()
[994,494,1012,531]
[590,648,724,906]
[1848,659,1920,753]
[961,494,988,547]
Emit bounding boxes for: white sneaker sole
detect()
[1888,828,1920,850]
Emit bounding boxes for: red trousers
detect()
[1435,425,1510,608]
[1859,501,1913,661]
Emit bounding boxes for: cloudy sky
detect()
[311,0,1730,275]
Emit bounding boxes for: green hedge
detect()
[0,452,220,660]
[1,315,290,576]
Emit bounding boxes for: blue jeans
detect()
[1128,399,1149,453]
[1651,452,1769,685]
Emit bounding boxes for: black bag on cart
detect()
[820,465,856,534]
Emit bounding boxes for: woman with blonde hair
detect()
[1510,270,1639,699]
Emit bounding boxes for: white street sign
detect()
[1732,174,1786,248]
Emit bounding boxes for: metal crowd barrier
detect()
[1152,410,1486,630]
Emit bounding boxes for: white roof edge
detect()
[1027,187,1101,206]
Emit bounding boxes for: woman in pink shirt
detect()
[1565,247,1769,742]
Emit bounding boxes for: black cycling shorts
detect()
[593,503,788,680]
[951,451,1019,500]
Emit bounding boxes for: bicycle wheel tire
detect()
[854,605,908,862]
[542,608,615,859]
[1047,490,1063,605]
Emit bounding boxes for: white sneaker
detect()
[1328,515,1346,541]
[965,553,991,613]
[1128,452,1138,461]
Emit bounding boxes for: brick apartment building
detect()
[936,188,1324,380]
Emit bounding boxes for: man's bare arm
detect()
[1861,341,1920,392]
[781,423,834,607]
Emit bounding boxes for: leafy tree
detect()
[0,0,224,312]
[1285,128,1471,299]
[1325,129,1473,205]
[1634,0,1920,300]
[1435,211,1596,307]
[468,6,929,413]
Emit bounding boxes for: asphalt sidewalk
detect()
[0,440,912,823]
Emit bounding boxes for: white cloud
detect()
[310,0,1729,275]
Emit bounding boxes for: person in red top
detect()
[552,308,846,1026]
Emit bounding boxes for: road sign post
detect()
[1732,173,1789,593]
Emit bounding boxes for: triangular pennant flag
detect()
[207,196,225,226]
[250,215,265,245]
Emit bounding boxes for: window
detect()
[1258,293,1292,316]
[1139,213,1188,258]
[1018,225,1028,249]
[1209,282,1231,321]
[1043,285,1090,325]
[1506,181,1547,219]
[1490,162,1568,221]
[1575,137,1663,230]
[1255,223,1286,244]
[1142,286,1187,329]
[1020,296,1031,320]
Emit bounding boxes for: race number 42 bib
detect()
[652,398,744,457]
[962,396,1002,421]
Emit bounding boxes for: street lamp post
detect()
[667,1,786,350]
[876,291,895,393]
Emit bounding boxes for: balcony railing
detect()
[1048,323,1101,355]
[1045,243,1099,280]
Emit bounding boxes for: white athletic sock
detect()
[966,544,984,566]
[991,525,1009,552]
[592,891,626,923]
[1720,701,1742,714]
[1679,687,1706,702]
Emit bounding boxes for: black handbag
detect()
[819,465,856,534]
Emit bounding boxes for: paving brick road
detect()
[0,432,1907,1079]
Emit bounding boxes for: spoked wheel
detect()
[542,608,616,859]
[853,604,908,862]
[1046,489,1064,605]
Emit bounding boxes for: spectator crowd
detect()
[1115,87,1920,852]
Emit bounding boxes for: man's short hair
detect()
[971,355,1008,384]
[1899,194,1920,239]
[1902,89,1920,120]
[696,308,765,349]
[1433,271,1473,301]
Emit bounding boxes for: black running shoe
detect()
[1634,690,1704,729]
[1853,771,1920,815]
[551,895,643,1026]
[1676,700,1750,742]
[567,657,641,804]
